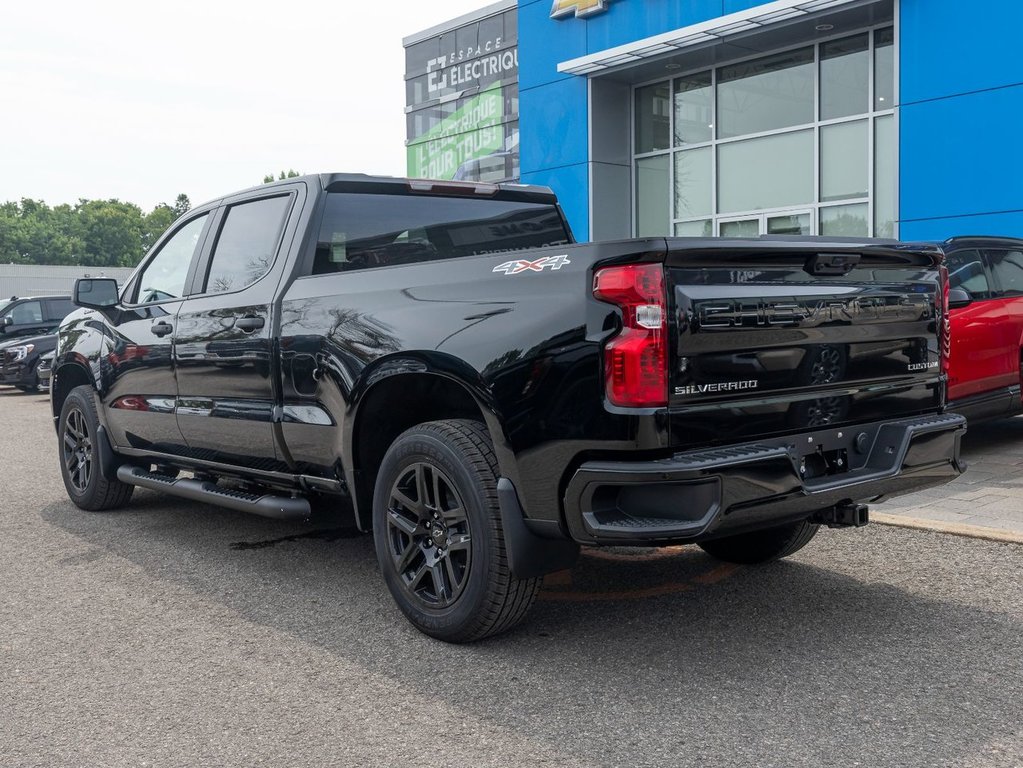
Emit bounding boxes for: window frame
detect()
[946,248,994,301]
[186,191,296,299]
[631,22,897,238]
[123,209,217,308]
[983,248,1023,299]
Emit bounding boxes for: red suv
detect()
[944,237,1023,421]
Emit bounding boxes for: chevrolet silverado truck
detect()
[52,174,966,642]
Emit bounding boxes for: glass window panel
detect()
[821,119,868,202]
[717,48,814,139]
[875,28,895,110]
[718,130,813,213]
[635,83,671,153]
[135,214,208,302]
[820,203,869,236]
[674,146,712,219]
[720,219,760,238]
[987,250,1023,297]
[9,300,42,324]
[205,197,291,294]
[874,115,896,237]
[767,213,811,235]
[946,250,990,298]
[675,219,712,237]
[820,34,869,120]
[636,155,670,236]
[673,72,713,145]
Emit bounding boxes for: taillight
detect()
[939,264,951,375]
[593,263,667,407]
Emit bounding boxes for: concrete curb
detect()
[871,511,1023,545]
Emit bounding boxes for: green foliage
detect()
[263,170,301,183]
[0,193,191,267]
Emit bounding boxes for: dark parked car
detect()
[1,332,57,391]
[943,236,1023,421]
[0,295,74,340]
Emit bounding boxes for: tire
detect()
[16,371,40,393]
[698,520,819,564]
[373,419,542,642]
[58,385,134,511]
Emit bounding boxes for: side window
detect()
[46,299,76,321]
[202,196,291,294]
[986,249,1023,298]
[134,214,209,303]
[945,249,990,299]
[9,301,43,324]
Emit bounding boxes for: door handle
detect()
[234,315,265,332]
[151,321,173,338]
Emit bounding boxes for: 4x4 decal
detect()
[492,255,571,275]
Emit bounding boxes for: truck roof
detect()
[197,173,560,210]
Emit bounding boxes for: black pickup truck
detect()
[52,174,966,641]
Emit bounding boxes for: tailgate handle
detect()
[807,252,861,276]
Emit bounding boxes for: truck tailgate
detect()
[666,239,945,449]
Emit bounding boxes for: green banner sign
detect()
[407,86,505,180]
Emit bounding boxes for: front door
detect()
[173,192,296,469]
[102,211,213,453]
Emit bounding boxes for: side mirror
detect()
[0,315,10,332]
[74,278,120,310]
[947,287,973,309]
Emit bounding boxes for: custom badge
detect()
[493,255,572,275]
[550,0,614,20]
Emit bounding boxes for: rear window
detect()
[311,193,571,275]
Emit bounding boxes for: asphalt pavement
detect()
[2,387,1022,767]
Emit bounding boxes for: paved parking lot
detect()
[2,387,1022,767]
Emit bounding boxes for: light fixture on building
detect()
[665,62,681,70]
[815,23,835,31]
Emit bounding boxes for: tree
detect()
[171,193,191,218]
[75,199,144,267]
[263,169,301,183]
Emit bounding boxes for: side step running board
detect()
[116,465,310,520]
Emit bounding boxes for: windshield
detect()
[311,192,571,274]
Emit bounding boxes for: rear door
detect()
[984,247,1023,391]
[173,190,298,469]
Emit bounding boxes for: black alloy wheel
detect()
[372,419,542,642]
[384,461,472,609]
[57,385,134,511]
[62,405,93,493]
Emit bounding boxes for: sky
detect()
[0,0,493,211]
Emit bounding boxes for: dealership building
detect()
[407,0,1023,243]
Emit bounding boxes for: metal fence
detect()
[0,264,135,299]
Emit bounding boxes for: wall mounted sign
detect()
[550,0,614,20]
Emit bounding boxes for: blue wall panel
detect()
[901,0,1023,105]
[518,77,590,172]
[900,211,1023,242]
[521,162,590,240]
[900,83,1023,225]
[900,0,1023,240]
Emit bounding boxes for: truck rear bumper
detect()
[563,413,967,546]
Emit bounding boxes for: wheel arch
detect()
[346,362,517,530]
[50,360,95,430]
